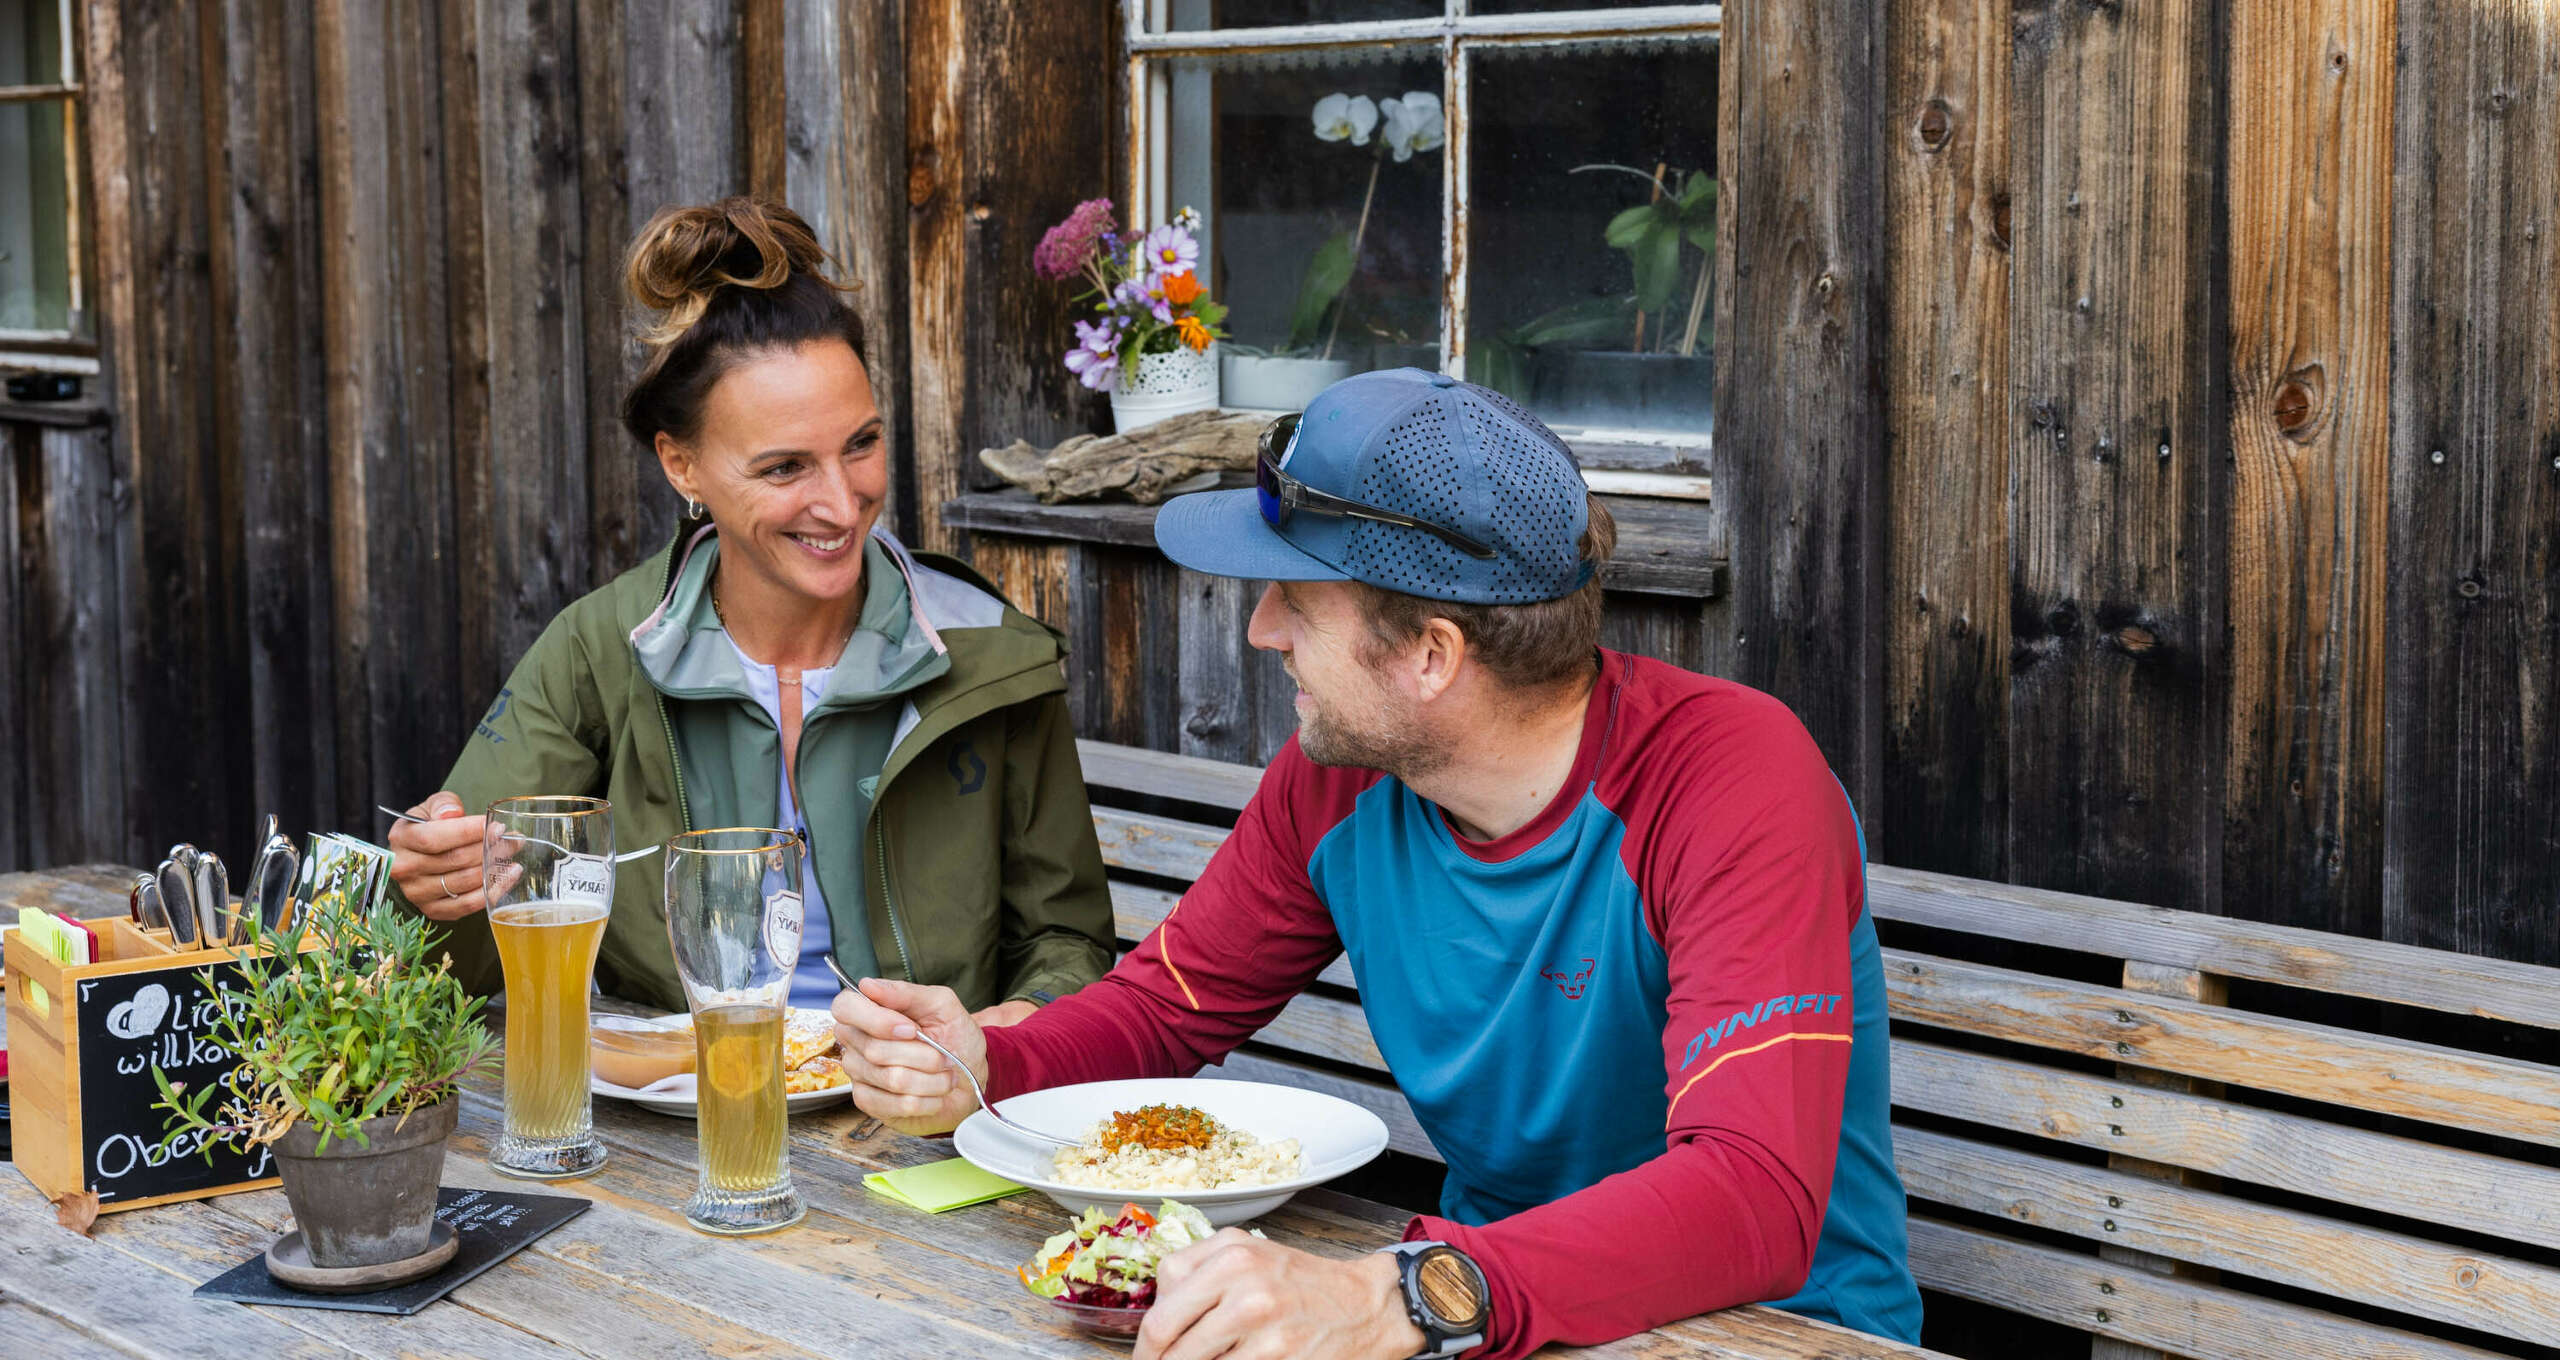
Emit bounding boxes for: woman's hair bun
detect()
[626,196,840,347]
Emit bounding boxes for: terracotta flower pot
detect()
[272,1097,457,1268]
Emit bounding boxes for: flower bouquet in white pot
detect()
[1036,200,1226,432]
[1226,88,1447,411]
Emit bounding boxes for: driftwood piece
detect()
[976,409,1263,505]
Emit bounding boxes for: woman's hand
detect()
[389,792,490,921]
[833,977,986,1136]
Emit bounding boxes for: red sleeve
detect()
[1410,682,1862,1357]
[983,742,1360,1099]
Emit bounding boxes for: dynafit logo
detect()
[1540,958,1596,1000]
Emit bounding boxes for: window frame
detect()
[0,0,92,372]
[1120,1,1722,480]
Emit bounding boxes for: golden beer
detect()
[491,900,609,1141]
[695,1003,788,1191]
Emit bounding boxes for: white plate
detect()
[953,1078,1389,1227]
[589,1008,854,1119]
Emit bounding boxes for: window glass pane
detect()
[1467,0,1693,15]
[0,96,72,333]
[1468,40,1716,438]
[1165,0,1439,32]
[3,0,67,86]
[1167,52,1447,405]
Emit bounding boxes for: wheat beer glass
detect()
[485,795,615,1179]
[665,828,806,1235]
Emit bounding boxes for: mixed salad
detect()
[1018,1199,1218,1309]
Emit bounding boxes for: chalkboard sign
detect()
[73,960,272,1206]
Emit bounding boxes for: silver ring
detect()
[440,872,459,900]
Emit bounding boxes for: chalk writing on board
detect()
[76,963,268,1201]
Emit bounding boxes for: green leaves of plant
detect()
[1605,171,1718,314]
[1286,232,1357,353]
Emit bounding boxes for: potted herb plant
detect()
[1484,163,1716,435]
[1036,199,1227,432]
[1225,89,1447,410]
[155,854,495,1274]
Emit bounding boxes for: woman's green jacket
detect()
[417,525,1115,1014]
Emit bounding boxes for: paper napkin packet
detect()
[863,1157,1025,1213]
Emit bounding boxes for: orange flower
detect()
[1178,315,1212,351]
[1161,270,1203,306]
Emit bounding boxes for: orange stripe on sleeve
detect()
[1664,1030,1852,1127]
[1156,898,1201,1011]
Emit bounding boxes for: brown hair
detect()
[619,196,865,447]
[1352,496,1617,692]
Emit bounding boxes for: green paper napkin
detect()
[863,1157,1026,1212]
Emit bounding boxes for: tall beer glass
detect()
[664,828,806,1235]
[485,795,614,1179]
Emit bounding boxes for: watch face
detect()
[1416,1249,1489,1331]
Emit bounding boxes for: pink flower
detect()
[1063,318,1121,391]
[1036,198,1116,281]
[1140,223,1199,278]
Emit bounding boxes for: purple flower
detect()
[1035,198,1116,281]
[1139,223,1199,278]
[1115,277,1174,324]
[1063,318,1121,391]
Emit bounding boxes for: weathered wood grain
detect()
[0,1302,130,1360]
[2385,0,2560,962]
[212,0,337,850]
[1883,948,2560,1148]
[1907,1217,2509,1360]
[17,425,132,864]
[0,426,22,867]
[110,0,242,868]
[1866,862,2560,1028]
[2095,962,2223,1360]
[314,0,467,832]
[1896,1126,2560,1346]
[777,0,912,539]
[462,0,592,675]
[1890,1039,2560,1253]
[0,1207,361,1358]
[1092,805,1223,882]
[2222,0,2395,942]
[1717,0,1886,825]
[964,533,1075,634]
[2005,0,2222,910]
[1079,738,1263,813]
[1880,0,2010,882]
[901,0,966,553]
[1175,568,1298,764]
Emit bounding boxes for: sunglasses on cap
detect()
[1255,412,1497,561]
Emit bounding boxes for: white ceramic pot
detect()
[1219,351,1354,412]
[1109,342,1220,432]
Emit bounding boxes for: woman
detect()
[389,197,1113,1026]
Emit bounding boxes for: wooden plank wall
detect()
[1860,0,2560,960]
[10,0,2560,964]
[31,0,1072,874]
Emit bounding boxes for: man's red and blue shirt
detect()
[984,649,1923,1356]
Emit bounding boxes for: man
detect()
[835,368,1922,1359]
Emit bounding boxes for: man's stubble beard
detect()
[1294,680,1451,783]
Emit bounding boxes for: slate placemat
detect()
[194,1185,589,1315]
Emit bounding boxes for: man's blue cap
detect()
[1154,368,1592,604]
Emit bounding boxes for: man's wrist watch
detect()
[1379,1241,1489,1358]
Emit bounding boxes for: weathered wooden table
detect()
[1,867,1928,1359]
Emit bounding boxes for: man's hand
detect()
[971,998,1041,1029]
[1137,1231,1426,1360]
[833,977,986,1136]
[388,792,491,922]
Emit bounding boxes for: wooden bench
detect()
[1076,739,2560,1360]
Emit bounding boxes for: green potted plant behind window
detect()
[156,858,496,1281]
[1484,163,1716,435]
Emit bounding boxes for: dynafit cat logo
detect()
[1540,958,1596,1000]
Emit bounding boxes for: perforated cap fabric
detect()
[1153,368,1593,604]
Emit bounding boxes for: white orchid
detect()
[1311,92,1378,146]
[1379,91,1445,162]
